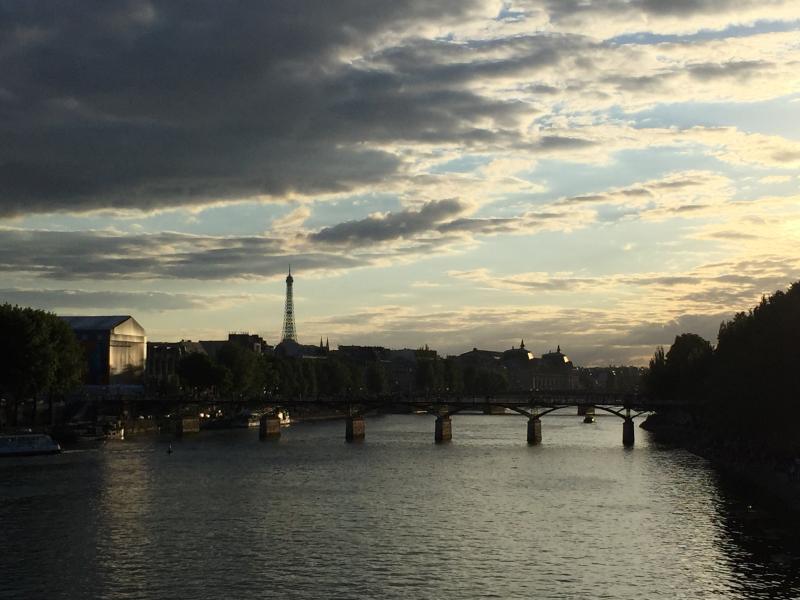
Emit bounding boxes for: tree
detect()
[177,352,228,395]
[665,333,712,402]
[317,357,351,396]
[443,357,462,394]
[643,334,712,403]
[300,359,318,398]
[463,365,477,395]
[216,342,263,397]
[710,283,800,454]
[644,281,800,457]
[365,361,388,396]
[0,304,84,425]
[277,358,300,397]
[644,346,668,399]
[415,359,436,394]
[260,356,281,398]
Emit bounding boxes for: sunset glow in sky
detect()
[2,1,799,364]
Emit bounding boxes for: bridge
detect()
[259,390,685,447]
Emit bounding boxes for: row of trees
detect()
[173,347,509,400]
[643,282,800,456]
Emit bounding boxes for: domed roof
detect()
[540,345,573,368]
[502,342,533,362]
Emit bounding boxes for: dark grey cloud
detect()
[437,217,519,234]
[542,0,783,22]
[687,60,771,81]
[0,0,504,217]
[703,230,760,240]
[602,73,672,93]
[0,198,481,279]
[367,33,585,89]
[635,0,766,16]
[501,277,598,291]
[0,195,584,279]
[310,199,465,245]
[0,288,244,311]
[0,228,365,280]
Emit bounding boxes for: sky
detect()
[1,1,799,365]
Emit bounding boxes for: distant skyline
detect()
[1,2,799,365]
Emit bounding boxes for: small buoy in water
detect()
[167,443,173,454]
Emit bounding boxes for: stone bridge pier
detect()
[259,414,281,440]
[527,417,542,445]
[435,415,452,443]
[622,417,635,447]
[346,415,365,442]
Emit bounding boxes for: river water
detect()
[2,414,800,599]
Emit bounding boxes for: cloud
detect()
[449,254,800,318]
[557,170,731,213]
[0,288,258,312]
[1,3,798,218]
[0,228,366,280]
[2,173,793,283]
[531,0,800,37]
[0,1,493,217]
[310,199,466,245]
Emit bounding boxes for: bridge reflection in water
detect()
[260,391,687,447]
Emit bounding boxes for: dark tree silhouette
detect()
[216,342,263,397]
[0,304,84,425]
[646,281,800,457]
[177,352,228,395]
[645,334,712,403]
[365,361,388,395]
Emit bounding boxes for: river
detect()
[2,414,800,599]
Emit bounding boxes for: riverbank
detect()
[641,411,800,514]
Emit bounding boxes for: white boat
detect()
[277,410,291,426]
[248,410,291,427]
[0,433,61,457]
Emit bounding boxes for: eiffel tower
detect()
[281,266,297,342]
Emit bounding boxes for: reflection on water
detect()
[2,415,800,599]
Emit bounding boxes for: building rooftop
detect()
[60,315,133,331]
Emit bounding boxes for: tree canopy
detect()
[0,304,84,402]
[644,333,712,402]
[644,281,800,456]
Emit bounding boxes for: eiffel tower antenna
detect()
[281,266,297,342]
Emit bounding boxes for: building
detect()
[457,348,504,369]
[146,340,206,387]
[274,338,327,359]
[228,332,271,354]
[532,345,580,390]
[61,315,147,386]
[196,333,272,361]
[501,340,535,390]
[454,341,581,391]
